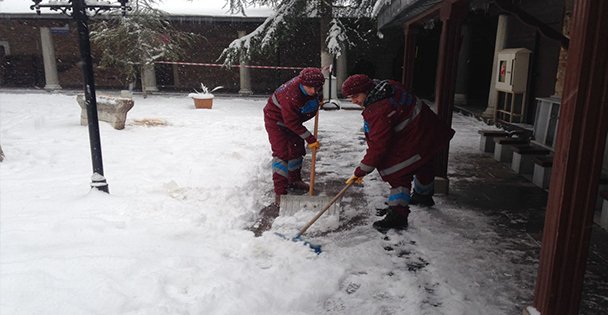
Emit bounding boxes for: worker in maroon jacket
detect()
[264,67,325,208]
[342,74,455,231]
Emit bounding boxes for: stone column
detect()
[172,64,181,88]
[143,63,158,92]
[482,14,509,120]
[454,25,470,105]
[237,31,253,95]
[336,51,347,96]
[40,27,61,90]
[321,52,332,76]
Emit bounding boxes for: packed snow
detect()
[1,91,535,314]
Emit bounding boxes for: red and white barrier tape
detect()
[155,61,331,72]
[155,60,305,70]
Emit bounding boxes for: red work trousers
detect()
[265,121,306,195]
[383,159,435,216]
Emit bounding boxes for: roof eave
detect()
[376,0,443,30]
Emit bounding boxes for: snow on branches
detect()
[90,0,197,95]
[218,0,387,66]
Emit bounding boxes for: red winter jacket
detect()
[356,80,455,180]
[263,76,322,143]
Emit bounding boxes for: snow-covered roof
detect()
[0,0,273,17]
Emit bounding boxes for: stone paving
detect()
[304,107,608,313]
[452,107,608,314]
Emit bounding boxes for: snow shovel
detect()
[277,181,355,254]
[280,102,339,217]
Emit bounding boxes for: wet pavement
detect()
[297,104,608,314]
[452,107,608,314]
[291,104,608,314]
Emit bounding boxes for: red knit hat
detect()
[299,67,325,88]
[342,74,374,96]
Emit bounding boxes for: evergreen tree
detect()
[90,0,197,97]
[219,0,388,71]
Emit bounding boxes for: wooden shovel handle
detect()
[309,110,320,196]
[309,148,317,196]
[298,181,354,236]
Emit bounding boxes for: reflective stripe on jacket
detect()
[359,80,455,179]
[263,76,321,142]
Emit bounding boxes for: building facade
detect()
[0,13,396,95]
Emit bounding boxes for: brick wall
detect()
[0,14,391,94]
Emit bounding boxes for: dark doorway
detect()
[412,24,441,100]
[352,58,376,78]
[466,12,498,109]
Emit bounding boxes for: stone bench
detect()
[532,156,553,189]
[493,137,529,163]
[511,144,551,176]
[76,94,134,130]
[478,129,509,153]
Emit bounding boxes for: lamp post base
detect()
[91,173,109,193]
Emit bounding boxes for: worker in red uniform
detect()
[264,67,325,208]
[342,74,455,231]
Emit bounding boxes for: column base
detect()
[454,93,467,105]
[44,84,62,90]
[521,306,536,315]
[239,89,253,95]
[482,107,496,122]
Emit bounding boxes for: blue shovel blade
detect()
[274,232,322,254]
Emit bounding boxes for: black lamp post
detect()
[30,0,131,193]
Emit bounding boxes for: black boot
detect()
[373,208,408,232]
[410,191,435,207]
[375,203,389,216]
[288,169,309,193]
[288,180,310,193]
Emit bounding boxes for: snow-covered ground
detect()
[1,91,532,314]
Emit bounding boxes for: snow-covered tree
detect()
[219,0,387,71]
[90,0,197,97]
